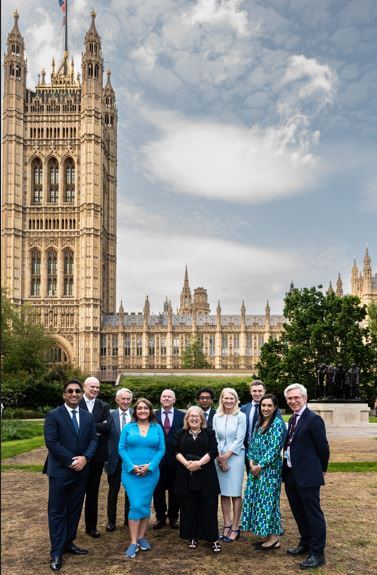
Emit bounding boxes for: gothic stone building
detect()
[2,13,376,382]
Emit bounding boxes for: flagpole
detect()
[65,0,68,53]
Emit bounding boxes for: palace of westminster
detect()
[2,12,377,382]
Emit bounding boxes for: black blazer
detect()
[44,404,98,478]
[204,407,216,429]
[282,407,329,488]
[155,408,185,467]
[106,408,133,475]
[174,427,220,497]
[79,397,111,462]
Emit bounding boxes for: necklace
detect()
[189,429,201,440]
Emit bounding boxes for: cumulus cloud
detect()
[141,107,319,203]
[189,0,251,38]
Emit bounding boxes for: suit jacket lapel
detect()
[112,410,121,437]
[61,404,78,436]
[291,407,309,443]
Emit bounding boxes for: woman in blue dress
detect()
[119,397,165,559]
[213,387,247,542]
[241,393,286,550]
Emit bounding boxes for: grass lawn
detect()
[1,436,45,459]
[1,419,44,441]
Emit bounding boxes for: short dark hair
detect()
[250,379,265,389]
[195,387,215,401]
[63,379,82,392]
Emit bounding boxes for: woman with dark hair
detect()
[119,398,165,558]
[174,406,221,553]
[241,393,286,550]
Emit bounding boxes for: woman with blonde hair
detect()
[213,387,247,542]
[174,406,221,553]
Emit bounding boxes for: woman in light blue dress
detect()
[119,397,165,559]
[213,387,247,542]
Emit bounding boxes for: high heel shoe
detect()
[219,525,231,541]
[222,529,240,542]
[256,540,280,551]
[188,539,198,549]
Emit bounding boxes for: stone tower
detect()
[1,11,117,375]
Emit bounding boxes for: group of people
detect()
[44,377,329,571]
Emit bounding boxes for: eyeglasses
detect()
[199,396,211,400]
[65,389,82,395]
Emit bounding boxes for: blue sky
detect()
[2,0,376,314]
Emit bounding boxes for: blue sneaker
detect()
[137,537,151,551]
[124,543,139,558]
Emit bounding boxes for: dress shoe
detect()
[106,522,116,532]
[153,519,166,530]
[86,528,101,538]
[50,556,62,572]
[287,543,310,556]
[169,519,179,529]
[64,544,88,555]
[300,554,325,569]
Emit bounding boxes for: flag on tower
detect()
[58,0,66,14]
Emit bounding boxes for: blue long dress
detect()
[119,421,165,520]
[241,416,286,536]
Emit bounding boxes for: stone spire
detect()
[336,274,343,297]
[179,265,192,315]
[327,281,334,295]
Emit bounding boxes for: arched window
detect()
[64,158,75,202]
[47,346,68,364]
[32,158,43,203]
[63,248,74,296]
[48,158,59,203]
[47,249,57,296]
[30,249,41,296]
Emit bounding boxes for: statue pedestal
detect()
[309,400,370,427]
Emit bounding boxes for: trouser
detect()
[48,474,87,557]
[84,460,104,530]
[107,460,129,525]
[153,462,179,522]
[285,470,326,555]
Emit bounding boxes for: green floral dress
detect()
[241,416,286,536]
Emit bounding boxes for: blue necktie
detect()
[251,403,259,433]
[71,409,79,434]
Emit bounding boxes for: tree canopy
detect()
[258,286,377,403]
[182,336,210,369]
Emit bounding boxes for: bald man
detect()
[79,376,110,538]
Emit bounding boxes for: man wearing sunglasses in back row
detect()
[44,379,98,572]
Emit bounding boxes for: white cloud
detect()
[141,108,319,203]
[189,0,251,38]
[282,55,336,108]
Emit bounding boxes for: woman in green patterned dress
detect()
[241,393,286,550]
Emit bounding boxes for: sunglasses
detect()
[65,388,82,395]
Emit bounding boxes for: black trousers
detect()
[285,469,326,555]
[84,460,104,530]
[153,462,179,522]
[179,491,219,542]
[107,460,129,525]
[48,474,87,557]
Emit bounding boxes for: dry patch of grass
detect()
[2,436,377,575]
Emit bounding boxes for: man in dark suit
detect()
[240,379,266,472]
[153,389,185,529]
[44,379,97,572]
[105,387,133,532]
[195,386,216,428]
[79,376,110,538]
[282,383,330,570]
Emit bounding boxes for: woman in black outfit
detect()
[174,406,221,553]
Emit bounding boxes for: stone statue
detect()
[316,364,328,398]
[346,365,360,399]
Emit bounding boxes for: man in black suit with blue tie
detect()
[153,389,184,529]
[44,379,97,572]
[283,383,329,570]
[240,379,265,472]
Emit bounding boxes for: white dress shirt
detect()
[84,396,96,413]
[65,403,80,427]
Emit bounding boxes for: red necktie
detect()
[163,411,171,435]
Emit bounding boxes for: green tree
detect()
[182,337,210,369]
[258,286,377,401]
[368,303,377,342]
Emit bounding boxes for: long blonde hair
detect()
[217,387,240,416]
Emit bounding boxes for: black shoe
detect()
[169,519,179,529]
[50,557,62,572]
[300,554,325,569]
[153,520,166,530]
[86,528,101,538]
[287,543,310,556]
[106,522,116,532]
[64,544,88,555]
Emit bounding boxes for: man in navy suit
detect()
[105,387,133,532]
[195,386,216,428]
[282,383,330,570]
[79,376,110,538]
[153,389,185,529]
[240,379,266,472]
[44,379,97,572]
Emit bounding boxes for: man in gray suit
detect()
[105,387,133,532]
